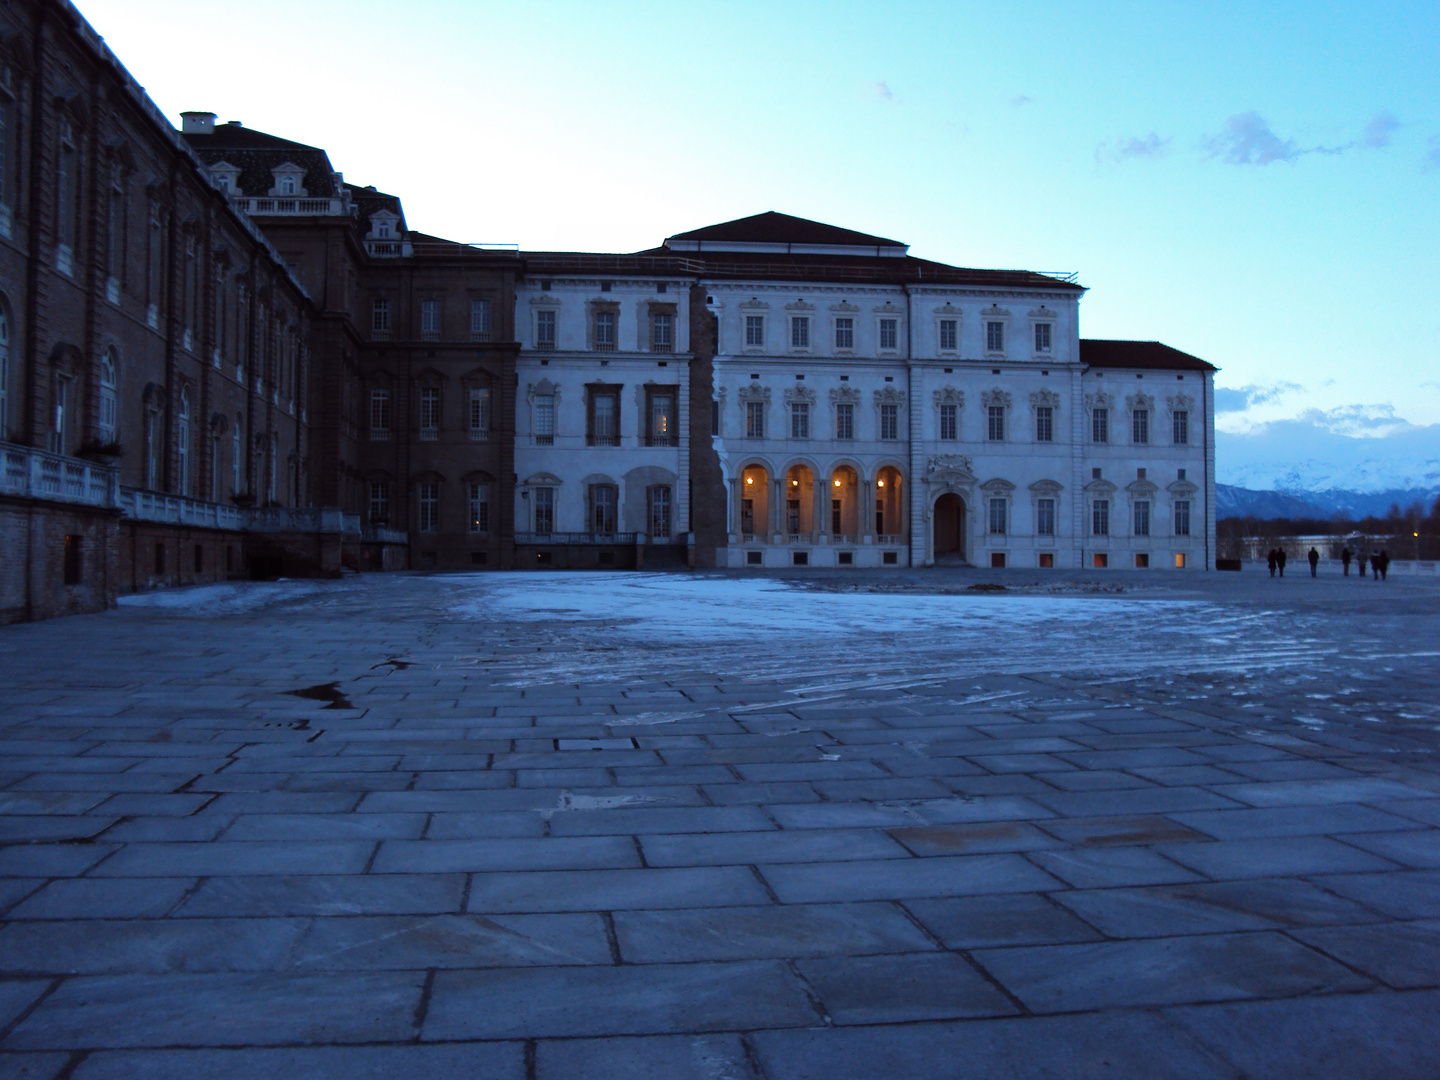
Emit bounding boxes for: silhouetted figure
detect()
[1267,549,1277,577]
[1277,548,1287,577]
[1341,547,1352,576]
[1308,547,1319,577]
[1358,552,1369,578]
[1378,551,1390,580]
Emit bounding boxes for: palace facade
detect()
[0,0,1215,622]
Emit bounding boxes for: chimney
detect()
[180,111,216,135]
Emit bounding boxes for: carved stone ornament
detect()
[737,381,771,404]
[981,304,1012,318]
[784,298,814,312]
[1086,391,1114,411]
[829,300,859,313]
[933,303,960,316]
[933,386,964,408]
[526,378,560,404]
[1029,478,1063,495]
[925,453,975,480]
[1126,392,1156,413]
[1167,393,1195,413]
[873,387,905,407]
[1030,388,1060,408]
[1027,306,1054,318]
[980,477,1017,494]
[784,384,816,405]
[830,385,862,406]
[1168,479,1199,496]
[1127,479,1159,496]
[981,388,1012,410]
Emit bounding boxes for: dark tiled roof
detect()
[667,211,905,249]
[628,246,1083,290]
[184,123,339,199]
[346,183,407,234]
[1081,339,1216,372]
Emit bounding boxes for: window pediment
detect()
[1030,389,1060,408]
[414,366,447,386]
[873,387,905,406]
[981,304,1011,319]
[925,453,976,485]
[933,386,964,408]
[784,299,814,312]
[1167,393,1195,413]
[740,297,770,311]
[1126,392,1155,412]
[1127,479,1159,496]
[1086,391,1114,411]
[738,381,771,403]
[524,471,563,487]
[1168,480,1199,496]
[1085,478,1117,494]
[829,301,859,313]
[784,385,816,405]
[830,385,862,406]
[1029,479,1063,495]
[980,477,1017,494]
[981,388,1012,410]
[268,162,308,198]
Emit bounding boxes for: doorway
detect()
[934,493,965,560]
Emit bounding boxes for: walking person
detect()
[1341,547,1352,576]
[1277,548,1287,577]
[1378,551,1390,580]
[1267,549,1277,577]
[1308,547,1320,577]
[1358,551,1368,578]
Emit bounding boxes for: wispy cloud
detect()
[1202,112,1302,165]
[1362,110,1401,148]
[1009,94,1034,108]
[1214,381,1305,414]
[1094,132,1170,165]
[1298,403,1415,438]
[1426,136,1440,171]
[870,81,897,103]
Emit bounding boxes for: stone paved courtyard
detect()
[0,568,1438,1078]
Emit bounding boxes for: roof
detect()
[184,122,341,199]
[667,211,905,250]
[1081,339,1216,372]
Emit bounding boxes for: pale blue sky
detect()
[85,0,1440,448]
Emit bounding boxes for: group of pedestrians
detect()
[1265,546,1391,579]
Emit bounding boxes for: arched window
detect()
[177,390,191,496]
[98,350,118,443]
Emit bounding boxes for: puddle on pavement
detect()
[372,657,413,671]
[286,682,354,710]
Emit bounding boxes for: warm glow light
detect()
[745,477,753,485]
[877,479,885,488]
[791,479,799,486]
[833,479,841,487]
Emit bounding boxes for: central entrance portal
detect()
[933,493,965,561]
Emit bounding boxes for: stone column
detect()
[771,478,783,540]
[814,476,827,541]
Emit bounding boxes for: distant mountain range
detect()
[1217,484,1439,520]
[1214,422,1440,520]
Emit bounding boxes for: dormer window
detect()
[268,162,308,198]
[377,221,391,239]
[279,176,295,195]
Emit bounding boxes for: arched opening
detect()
[829,465,859,539]
[874,465,904,540]
[740,464,770,538]
[784,463,815,535]
[934,492,965,559]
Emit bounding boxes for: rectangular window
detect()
[831,499,842,534]
[1034,323,1052,352]
[652,312,674,352]
[1173,410,1189,445]
[879,318,898,351]
[1092,499,1110,536]
[650,486,672,538]
[370,388,391,437]
[834,317,854,350]
[745,315,765,348]
[591,484,618,534]
[791,402,810,439]
[649,392,674,446]
[987,405,1005,442]
[939,319,957,351]
[536,309,556,349]
[421,299,440,339]
[470,299,491,340]
[469,387,490,439]
[469,483,490,534]
[746,400,765,439]
[1133,409,1149,444]
[790,316,810,349]
[1035,405,1053,442]
[419,483,439,532]
[1134,500,1151,537]
[835,402,854,440]
[534,394,555,444]
[741,498,754,534]
[1037,498,1056,536]
[371,299,390,338]
[787,498,801,535]
[1092,408,1109,443]
[594,310,616,350]
[419,387,440,437]
[939,404,957,441]
[880,403,898,440]
[1174,499,1191,537]
[986,321,1004,352]
[590,390,619,446]
[533,487,555,535]
[369,482,389,524]
[988,498,1007,535]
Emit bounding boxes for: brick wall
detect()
[0,497,119,624]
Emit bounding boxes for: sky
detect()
[82,0,1440,487]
